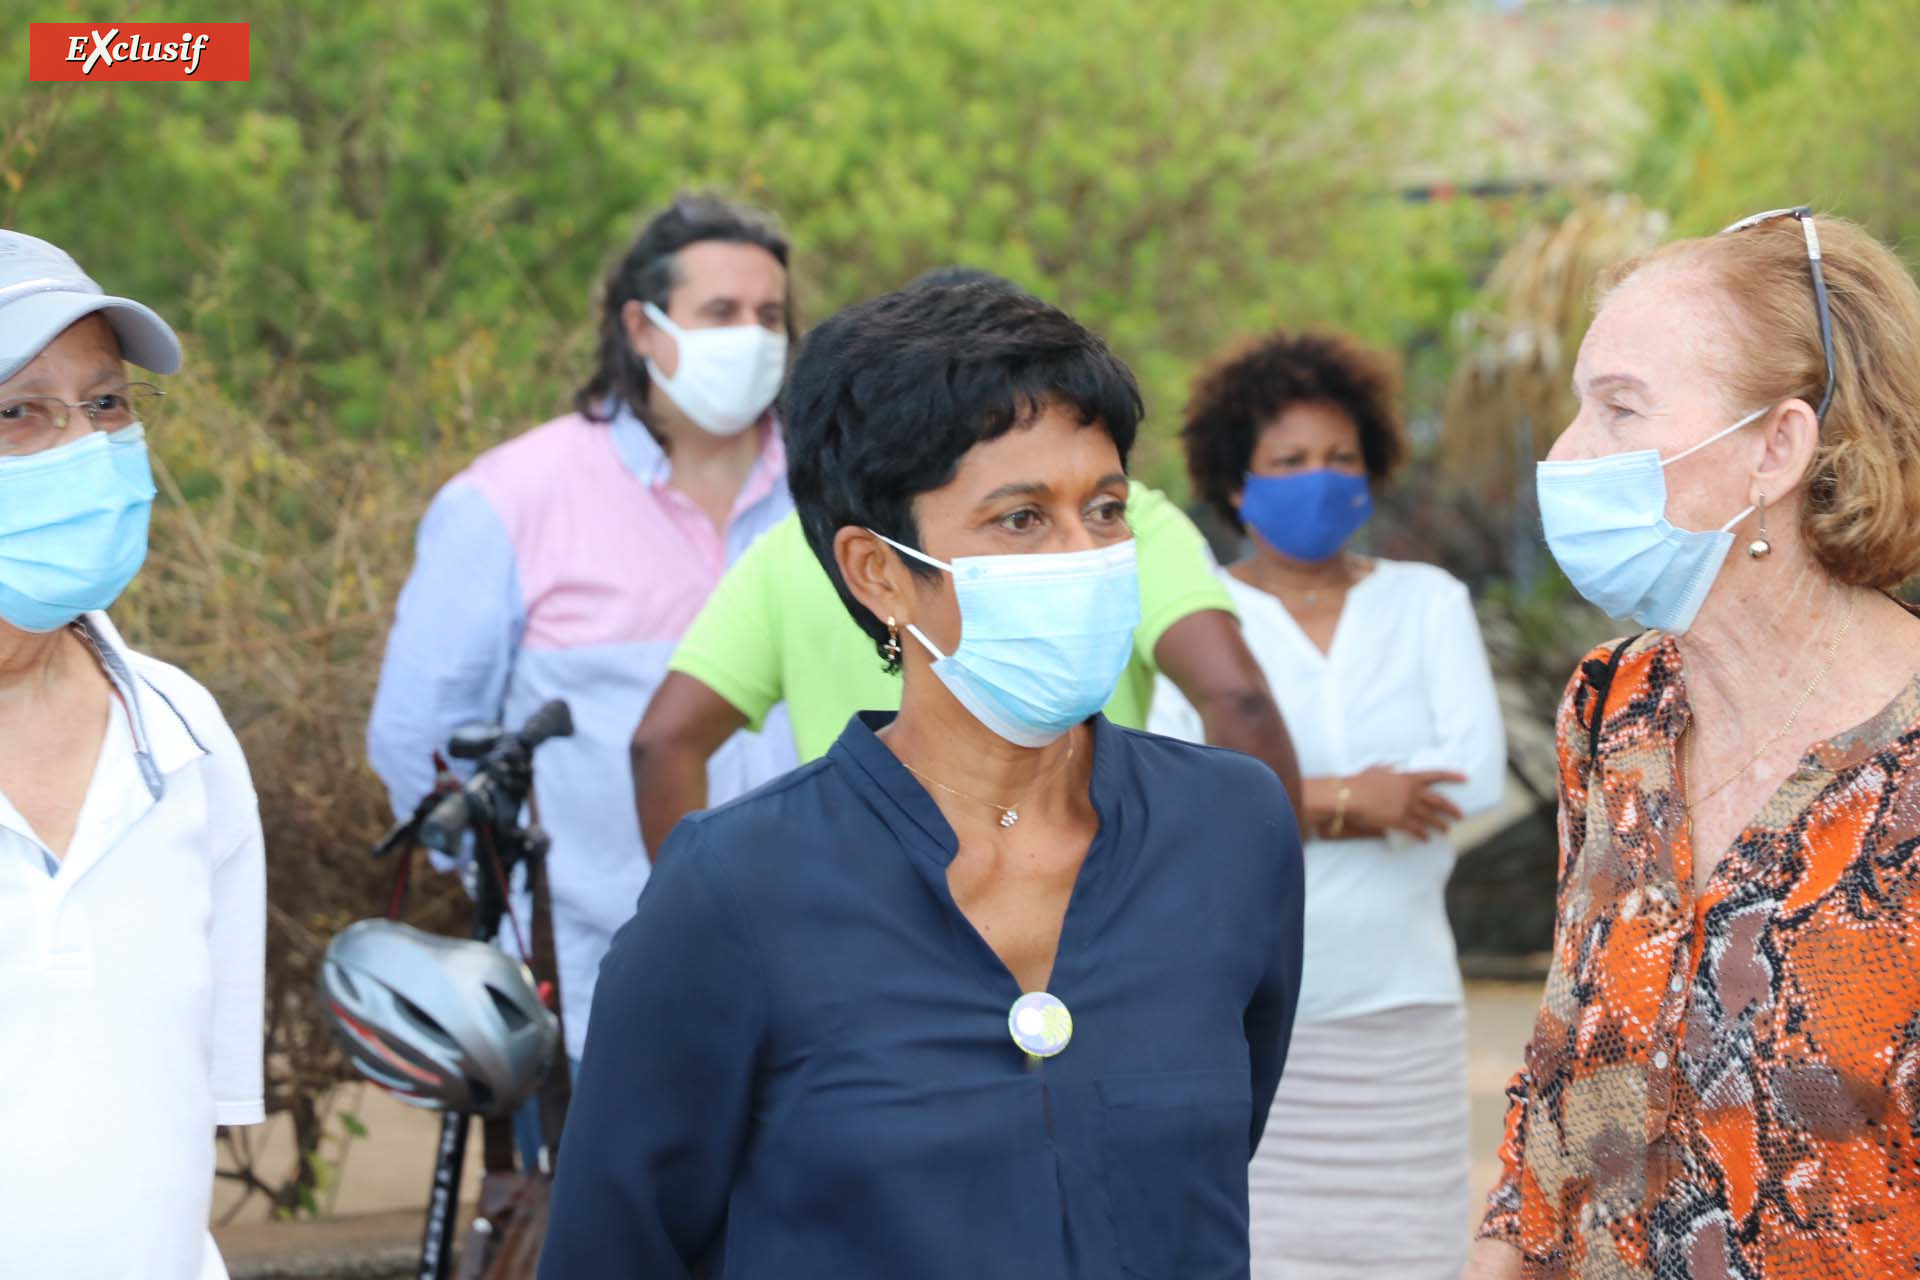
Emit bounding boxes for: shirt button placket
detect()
[1646,956,1685,1145]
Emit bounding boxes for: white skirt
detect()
[1250,1002,1470,1280]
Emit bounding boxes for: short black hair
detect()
[1182,330,1406,534]
[784,283,1144,668]
[904,265,1015,293]
[574,193,792,422]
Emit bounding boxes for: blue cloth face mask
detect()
[1536,406,1768,635]
[1239,469,1373,562]
[0,424,156,632]
[872,532,1141,747]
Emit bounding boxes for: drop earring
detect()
[883,616,902,664]
[1748,493,1772,560]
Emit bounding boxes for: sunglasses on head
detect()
[1718,205,1836,421]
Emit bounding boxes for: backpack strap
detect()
[1577,633,1643,776]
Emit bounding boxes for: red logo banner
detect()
[28,23,250,82]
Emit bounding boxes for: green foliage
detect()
[23,0,1815,1210]
[1627,0,1920,248]
[5,1,1526,1216]
[4,0,1495,490]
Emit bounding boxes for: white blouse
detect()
[1150,560,1506,1023]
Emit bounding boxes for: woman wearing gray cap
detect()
[0,230,265,1280]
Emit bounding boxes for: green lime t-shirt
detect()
[669,483,1235,762]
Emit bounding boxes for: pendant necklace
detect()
[1261,552,1352,609]
[899,738,1077,830]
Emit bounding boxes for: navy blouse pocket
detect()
[1098,1068,1253,1280]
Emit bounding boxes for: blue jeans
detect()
[511,1055,579,1173]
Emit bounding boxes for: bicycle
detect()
[352,699,576,1280]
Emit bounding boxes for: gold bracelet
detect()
[1328,783,1353,838]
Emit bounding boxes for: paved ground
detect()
[213,1084,486,1225]
[214,979,1547,1267]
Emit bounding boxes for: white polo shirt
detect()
[0,612,265,1280]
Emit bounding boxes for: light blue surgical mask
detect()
[872,532,1141,747]
[0,424,156,632]
[1536,406,1767,635]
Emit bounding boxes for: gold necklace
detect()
[1693,590,1859,806]
[1250,553,1360,608]
[899,738,1077,829]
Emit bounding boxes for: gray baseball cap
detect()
[0,229,181,384]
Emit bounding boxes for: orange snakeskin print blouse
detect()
[1480,628,1920,1278]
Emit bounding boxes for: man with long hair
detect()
[367,194,800,1164]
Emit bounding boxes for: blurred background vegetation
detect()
[5,0,1915,1216]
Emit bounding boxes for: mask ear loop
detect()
[641,301,683,338]
[1661,404,1771,467]
[869,530,953,573]
[866,530,954,660]
[1661,405,1769,533]
[903,623,947,662]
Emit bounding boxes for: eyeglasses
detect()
[0,382,164,457]
[1718,205,1836,421]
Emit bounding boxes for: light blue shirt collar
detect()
[608,401,671,487]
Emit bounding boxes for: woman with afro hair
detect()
[1150,330,1507,1279]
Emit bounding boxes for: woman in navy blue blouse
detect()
[542,280,1305,1279]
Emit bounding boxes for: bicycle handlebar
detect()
[516,699,574,749]
[417,700,573,856]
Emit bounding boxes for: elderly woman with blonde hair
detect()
[1468,208,1920,1280]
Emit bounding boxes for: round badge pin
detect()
[1008,991,1073,1058]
